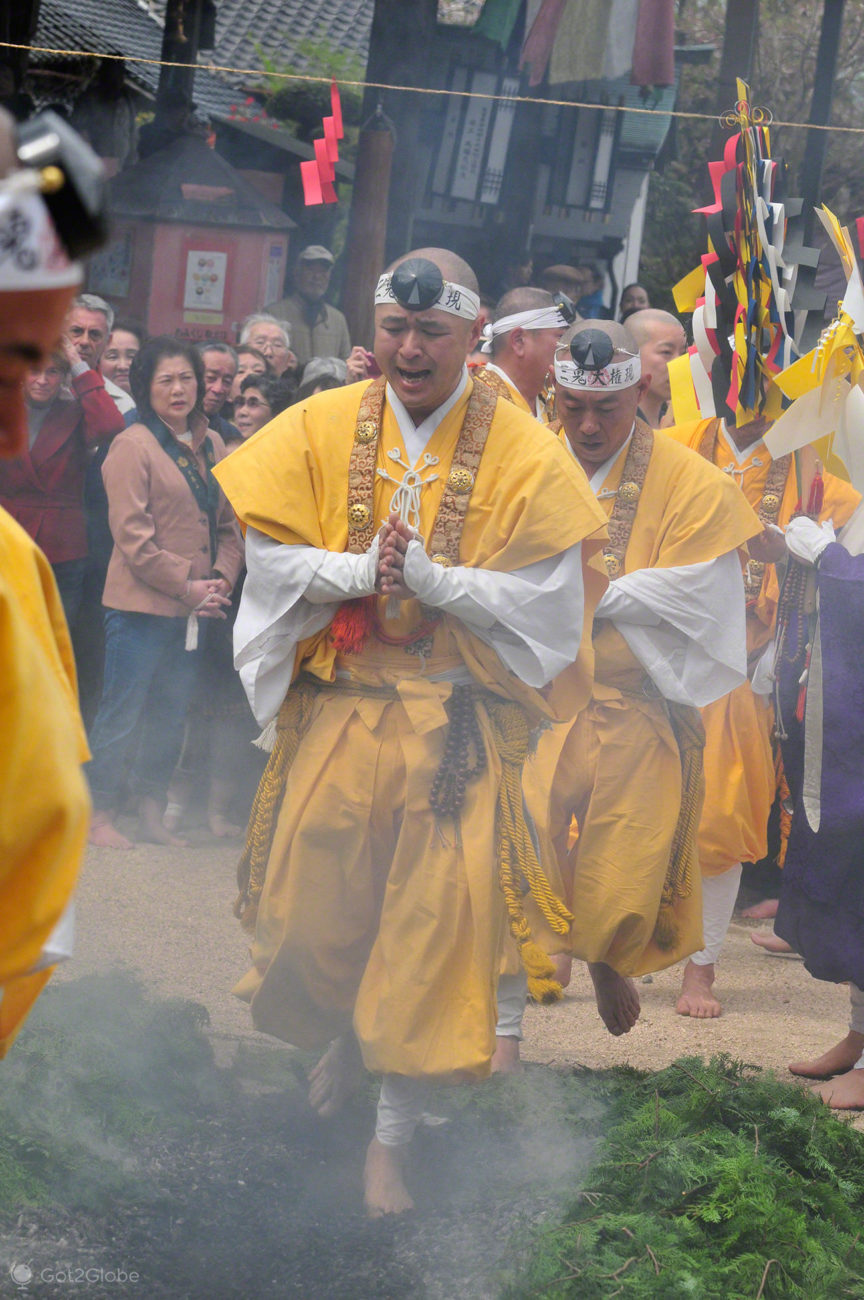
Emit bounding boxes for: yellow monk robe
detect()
[214,379,608,1080]
[666,418,861,873]
[472,363,534,415]
[524,430,762,975]
[0,506,90,1057]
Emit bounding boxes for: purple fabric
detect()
[775,544,864,986]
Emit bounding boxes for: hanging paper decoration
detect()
[301,81,344,206]
[669,78,827,428]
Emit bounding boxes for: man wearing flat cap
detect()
[216,247,608,1217]
[265,244,352,371]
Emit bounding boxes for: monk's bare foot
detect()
[139,796,188,847]
[740,897,779,920]
[676,960,722,1018]
[750,931,796,955]
[363,1137,414,1217]
[790,1031,864,1079]
[811,1068,864,1109]
[308,1034,363,1117]
[491,1035,522,1074]
[550,952,573,988]
[88,812,132,850]
[588,961,640,1036]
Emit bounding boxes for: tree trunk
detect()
[341,118,395,350]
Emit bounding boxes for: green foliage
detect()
[0,973,226,1212]
[504,1056,864,1298]
[258,35,364,140]
[640,0,864,308]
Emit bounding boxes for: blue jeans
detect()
[85,610,200,810]
[51,557,89,628]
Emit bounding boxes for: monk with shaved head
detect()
[626,309,687,428]
[496,316,762,1065]
[473,286,570,417]
[215,247,608,1214]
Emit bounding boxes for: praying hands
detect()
[377,512,417,600]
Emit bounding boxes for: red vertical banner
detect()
[300,159,324,206]
[322,115,340,163]
[331,81,344,138]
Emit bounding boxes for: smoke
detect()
[0,973,609,1299]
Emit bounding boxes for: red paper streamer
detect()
[300,159,323,206]
[322,115,339,163]
[331,81,344,139]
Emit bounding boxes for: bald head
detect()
[626,309,685,347]
[562,317,638,358]
[625,310,686,425]
[386,246,479,296]
[375,246,483,424]
[493,286,555,320]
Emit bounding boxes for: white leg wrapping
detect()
[690,864,743,966]
[849,982,864,1040]
[375,1074,430,1148]
[495,971,528,1041]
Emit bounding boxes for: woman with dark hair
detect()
[229,372,296,445]
[99,320,145,400]
[86,336,244,849]
[165,368,296,836]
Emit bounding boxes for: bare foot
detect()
[207,810,243,839]
[740,897,779,920]
[588,961,640,1036]
[790,1031,864,1079]
[550,952,573,988]
[308,1035,363,1117]
[750,931,796,955]
[88,812,132,850]
[491,1035,522,1074]
[138,796,188,848]
[811,1068,864,1109]
[363,1137,414,1216]
[676,960,722,1018]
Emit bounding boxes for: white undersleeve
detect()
[495,972,528,1040]
[375,1074,431,1147]
[605,551,748,707]
[236,527,587,727]
[690,864,742,966]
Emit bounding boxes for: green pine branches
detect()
[505,1055,864,1298]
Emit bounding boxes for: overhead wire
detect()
[3,39,864,134]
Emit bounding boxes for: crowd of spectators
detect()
[0,242,373,839]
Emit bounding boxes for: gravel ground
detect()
[3,825,851,1299]
[61,824,851,1080]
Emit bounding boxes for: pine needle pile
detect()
[0,972,224,1212]
[504,1055,864,1299]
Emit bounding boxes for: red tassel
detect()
[796,647,811,723]
[329,597,375,654]
[808,471,824,518]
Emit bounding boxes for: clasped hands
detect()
[184,576,232,619]
[376,512,417,600]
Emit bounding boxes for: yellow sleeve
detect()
[0,576,90,1056]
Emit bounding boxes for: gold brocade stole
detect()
[346,374,497,565]
[696,421,790,603]
[601,420,703,951]
[472,366,516,405]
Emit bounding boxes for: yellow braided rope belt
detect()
[233,678,319,931]
[484,695,574,1004]
[653,702,705,950]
